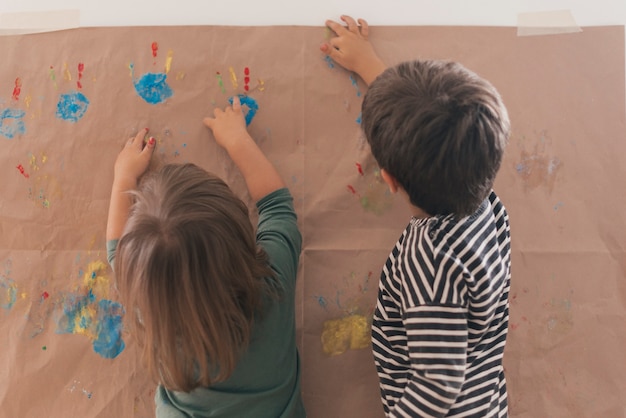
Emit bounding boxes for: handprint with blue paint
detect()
[52,63,90,123]
[129,42,174,105]
[0,77,26,139]
[228,94,259,126]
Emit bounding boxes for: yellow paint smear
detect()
[321,314,370,356]
[228,66,238,89]
[63,63,72,81]
[83,260,110,299]
[164,50,174,74]
[72,303,98,339]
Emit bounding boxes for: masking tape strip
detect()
[0,10,80,35]
[517,10,582,37]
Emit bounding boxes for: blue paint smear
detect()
[356,112,362,124]
[56,91,90,123]
[57,290,97,333]
[324,55,335,69]
[93,299,125,359]
[134,72,173,104]
[314,295,328,310]
[228,94,259,126]
[349,74,361,97]
[0,277,17,309]
[0,108,26,139]
[57,293,126,358]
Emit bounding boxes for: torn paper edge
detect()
[517,10,582,37]
[0,10,80,36]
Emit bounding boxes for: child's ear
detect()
[380,169,399,193]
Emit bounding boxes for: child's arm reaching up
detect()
[106,128,156,242]
[321,15,387,86]
[203,96,285,201]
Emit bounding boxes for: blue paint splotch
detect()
[56,91,90,122]
[133,71,173,105]
[228,94,258,126]
[56,290,96,333]
[0,259,17,310]
[0,108,26,139]
[313,295,328,310]
[56,293,126,359]
[0,277,17,310]
[349,74,362,97]
[93,300,126,359]
[56,259,126,359]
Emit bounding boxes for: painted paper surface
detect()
[0,25,624,418]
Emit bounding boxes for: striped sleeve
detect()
[390,305,468,417]
[374,192,510,417]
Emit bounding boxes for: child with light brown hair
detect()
[105,96,306,417]
[322,15,512,418]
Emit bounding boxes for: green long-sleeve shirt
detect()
[108,188,305,418]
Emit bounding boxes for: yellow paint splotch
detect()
[321,314,370,356]
[83,260,110,299]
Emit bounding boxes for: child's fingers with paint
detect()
[203,96,250,151]
[321,15,386,86]
[113,128,156,188]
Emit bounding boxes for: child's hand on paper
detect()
[203,96,252,152]
[321,15,386,85]
[113,128,155,190]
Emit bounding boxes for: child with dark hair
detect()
[322,16,512,418]
[105,96,306,417]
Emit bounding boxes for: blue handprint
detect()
[0,108,26,139]
[53,62,90,123]
[130,42,174,105]
[228,94,259,126]
[56,91,90,123]
[132,71,173,104]
[0,77,26,139]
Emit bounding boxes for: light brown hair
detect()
[362,60,510,217]
[115,163,276,392]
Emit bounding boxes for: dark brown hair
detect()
[362,60,510,217]
[115,163,276,392]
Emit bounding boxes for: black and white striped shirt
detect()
[372,191,511,417]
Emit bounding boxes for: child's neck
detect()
[410,205,431,219]
[398,189,431,219]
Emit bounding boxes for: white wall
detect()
[0,0,624,27]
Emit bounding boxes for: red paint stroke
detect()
[347,185,357,195]
[355,162,364,176]
[16,164,29,178]
[244,67,250,92]
[12,78,22,101]
[41,291,49,300]
[77,63,84,89]
[151,42,158,58]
